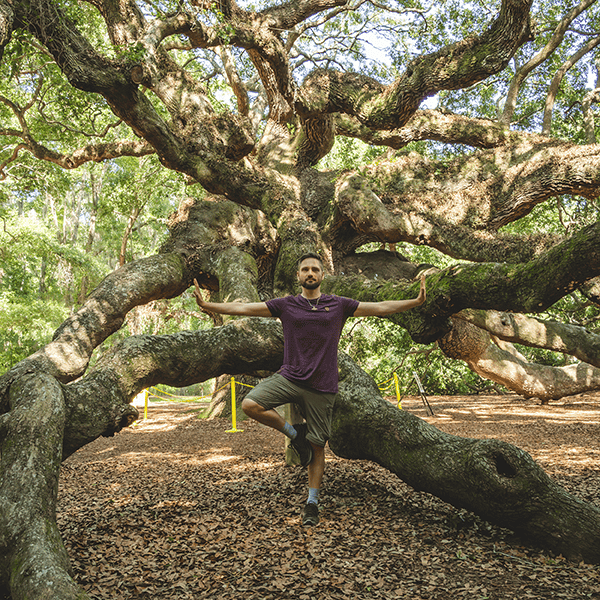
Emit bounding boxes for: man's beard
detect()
[301,279,320,290]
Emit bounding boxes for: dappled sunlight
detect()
[397,394,600,477]
[131,420,183,433]
[202,453,239,464]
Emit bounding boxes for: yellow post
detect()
[394,372,402,410]
[226,377,243,433]
[144,389,148,420]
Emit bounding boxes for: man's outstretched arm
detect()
[353,276,426,317]
[193,279,273,317]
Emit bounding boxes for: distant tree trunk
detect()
[206,373,259,419]
[78,171,100,304]
[119,204,142,266]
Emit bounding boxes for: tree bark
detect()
[331,354,600,563]
[0,373,88,600]
[459,308,600,368]
[5,0,600,594]
[439,318,600,401]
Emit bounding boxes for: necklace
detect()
[304,294,321,311]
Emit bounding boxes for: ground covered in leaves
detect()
[58,393,600,599]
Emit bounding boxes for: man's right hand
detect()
[193,279,207,310]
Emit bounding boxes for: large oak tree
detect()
[1,0,600,597]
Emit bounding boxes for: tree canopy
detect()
[2,0,600,597]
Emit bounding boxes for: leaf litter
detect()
[58,393,600,599]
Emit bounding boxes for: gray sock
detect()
[282,421,297,439]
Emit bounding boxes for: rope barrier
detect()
[138,368,420,432]
[377,372,402,409]
[147,386,210,402]
[135,378,254,433]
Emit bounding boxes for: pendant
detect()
[312,306,317,311]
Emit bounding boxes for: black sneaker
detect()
[290,423,313,467]
[302,502,319,526]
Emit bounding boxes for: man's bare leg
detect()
[242,398,313,466]
[241,398,286,431]
[308,443,325,489]
[302,442,324,525]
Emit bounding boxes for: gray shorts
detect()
[245,374,336,447]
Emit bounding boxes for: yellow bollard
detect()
[144,389,148,420]
[226,377,244,433]
[394,372,402,410]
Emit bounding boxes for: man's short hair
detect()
[297,252,323,270]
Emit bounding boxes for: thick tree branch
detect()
[261,0,348,30]
[439,318,600,400]
[55,321,600,562]
[458,308,600,369]
[331,354,600,562]
[324,221,600,342]
[0,254,189,409]
[18,137,154,169]
[332,170,561,262]
[12,0,260,198]
[335,110,514,150]
[334,135,600,247]
[296,0,533,126]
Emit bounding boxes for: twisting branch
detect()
[0,253,190,409]
[500,0,597,125]
[439,317,600,400]
[542,35,600,134]
[457,308,600,368]
[0,373,86,600]
[295,0,533,125]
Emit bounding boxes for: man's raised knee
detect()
[242,397,259,417]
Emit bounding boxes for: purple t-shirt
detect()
[266,294,359,393]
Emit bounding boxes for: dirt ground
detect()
[58,393,600,599]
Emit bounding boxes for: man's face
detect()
[297,258,324,290]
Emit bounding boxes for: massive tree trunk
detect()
[0,374,85,600]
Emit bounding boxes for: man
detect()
[193,252,426,526]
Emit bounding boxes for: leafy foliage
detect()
[0,292,68,371]
[1,0,600,391]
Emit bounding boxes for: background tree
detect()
[2,0,600,597]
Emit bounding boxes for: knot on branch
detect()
[103,403,139,438]
[439,318,489,361]
[490,450,518,478]
[181,113,254,161]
